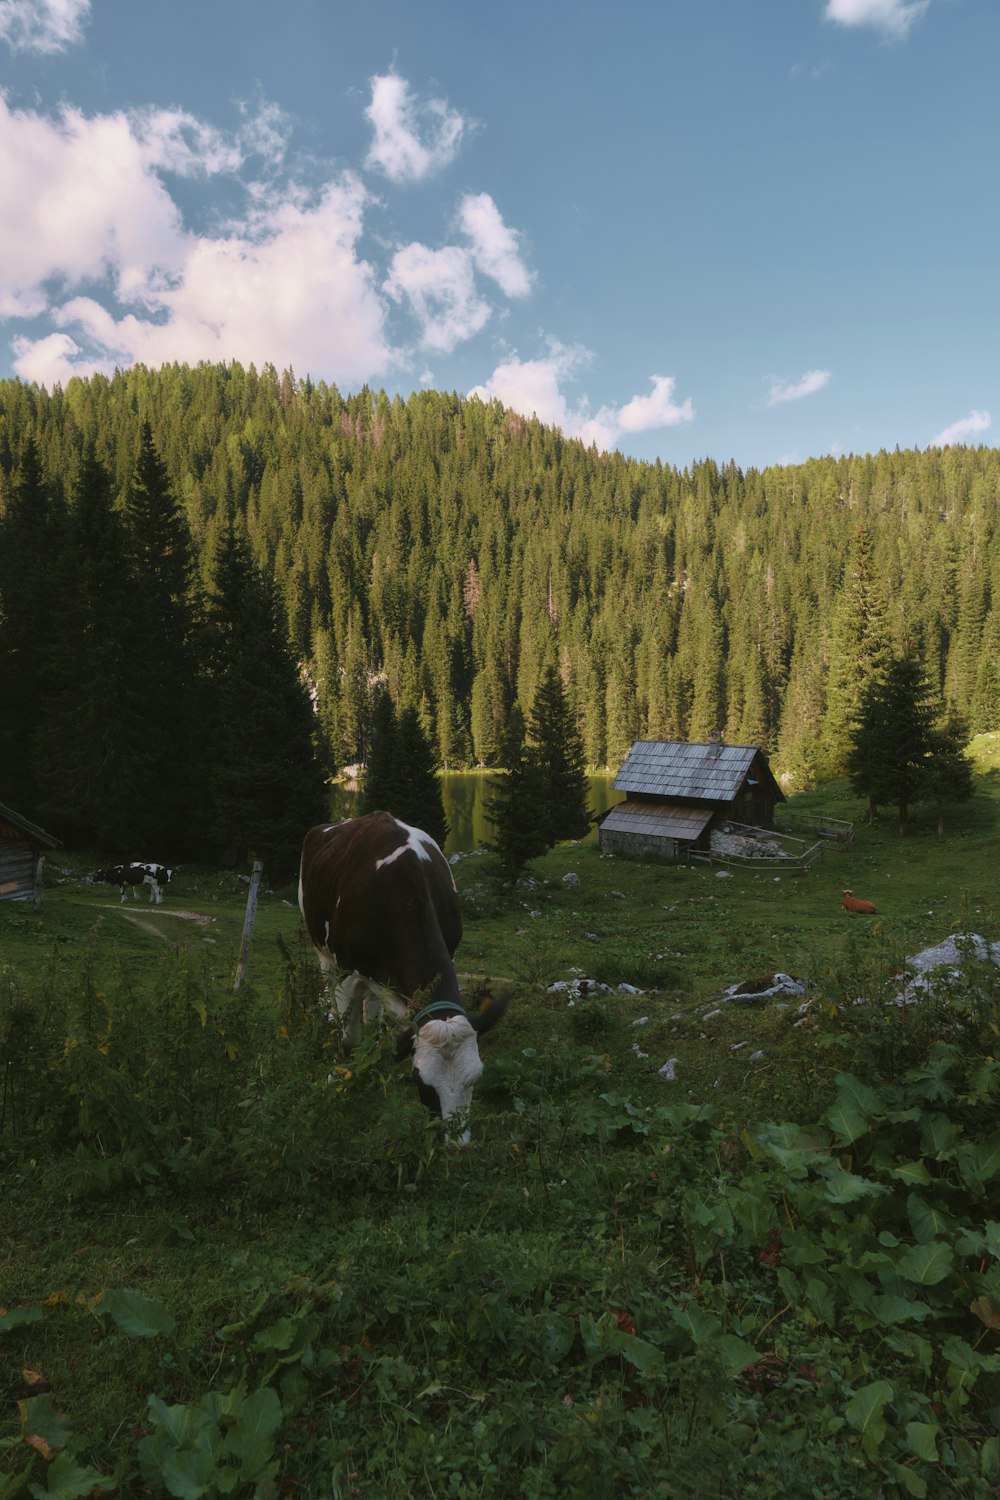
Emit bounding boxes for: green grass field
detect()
[2,758,999,1499]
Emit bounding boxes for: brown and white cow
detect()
[298,812,508,1141]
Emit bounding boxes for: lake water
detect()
[329,771,622,856]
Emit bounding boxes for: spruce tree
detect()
[395,705,448,848]
[35,449,136,845]
[121,422,199,845]
[201,518,327,875]
[0,439,64,811]
[527,666,591,844]
[846,653,936,835]
[486,705,548,872]
[923,712,974,836]
[363,688,403,816]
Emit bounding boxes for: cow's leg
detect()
[332,969,367,1050]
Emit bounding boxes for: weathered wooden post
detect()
[32,855,45,912]
[233,859,264,992]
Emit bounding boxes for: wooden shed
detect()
[0,802,61,908]
[597,740,784,861]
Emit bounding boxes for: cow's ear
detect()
[469,988,511,1038]
[394,1027,415,1062]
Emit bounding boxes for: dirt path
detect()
[106,906,216,944]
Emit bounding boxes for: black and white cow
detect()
[90,862,173,905]
[298,812,508,1141]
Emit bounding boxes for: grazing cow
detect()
[843,889,878,915]
[90,862,173,905]
[298,812,509,1141]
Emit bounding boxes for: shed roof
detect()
[0,802,61,848]
[612,740,783,803]
[599,800,714,843]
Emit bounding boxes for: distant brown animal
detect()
[843,889,878,915]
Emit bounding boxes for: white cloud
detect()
[0,0,88,53]
[458,193,533,298]
[823,0,931,40]
[929,409,991,448]
[364,72,465,184]
[383,242,490,353]
[767,368,831,405]
[470,347,694,452]
[0,97,190,314]
[35,179,391,383]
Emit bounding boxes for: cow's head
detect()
[395,992,510,1144]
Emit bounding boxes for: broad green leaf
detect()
[18,1394,72,1456]
[224,1386,281,1476]
[894,1463,928,1498]
[252,1314,318,1362]
[891,1160,932,1187]
[27,1452,111,1499]
[98,1288,176,1339]
[821,1168,887,1203]
[908,1193,953,1245]
[0,1307,42,1333]
[981,1435,999,1481]
[919,1113,959,1158]
[956,1133,1000,1194]
[825,1074,883,1145]
[670,1305,722,1346]
[616,1333,665,1377]
[897,1241,954,1287]
[538,1312,575,1364]
[845,1379,894,1456]
[871,1294,932,1324]
[714,1334,759,1377]
[905,1421,940,1462]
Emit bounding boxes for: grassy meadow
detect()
[2,745,999,1499]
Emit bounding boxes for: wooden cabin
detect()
[0,802,61,908]
[597,740,784,861]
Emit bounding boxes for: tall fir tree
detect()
[923,711,974,836]
[526,665,591,845]
[0,438,64,811]
[394,706,448,848]
[34,449,137,845]
[363,688,404,816]
[201,518,327,875]
[486,705,548,872]
[822,526,893,774]
[846,652,936,835]
[121,421,200,846]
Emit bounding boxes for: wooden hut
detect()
[597,740,784,861]
[0,802,61,908]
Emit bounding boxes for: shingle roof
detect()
[612,740,772,802]
[599,800,713,842]
[0,802,61,848]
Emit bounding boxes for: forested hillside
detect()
[1,362,998,846]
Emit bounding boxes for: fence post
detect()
[234,859,264,992]
[32,855,45,912]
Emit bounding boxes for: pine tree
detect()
[923,712,974,836]
[527,665,591,844]
[486,705,548,872]
[201,518,327,875]
[395,706,448,847]
[846,653,936,835]
[35,449,136,845]
[363,688,403,816]
[121,422,200,845]
[0,438,64,810]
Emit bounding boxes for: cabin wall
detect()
[599,830,680,860]
[0,838,37,902]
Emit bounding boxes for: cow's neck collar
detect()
[411,999,467,1029]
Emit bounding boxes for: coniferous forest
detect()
[0,361,998,865]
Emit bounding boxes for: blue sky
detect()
[0,0,996,470]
